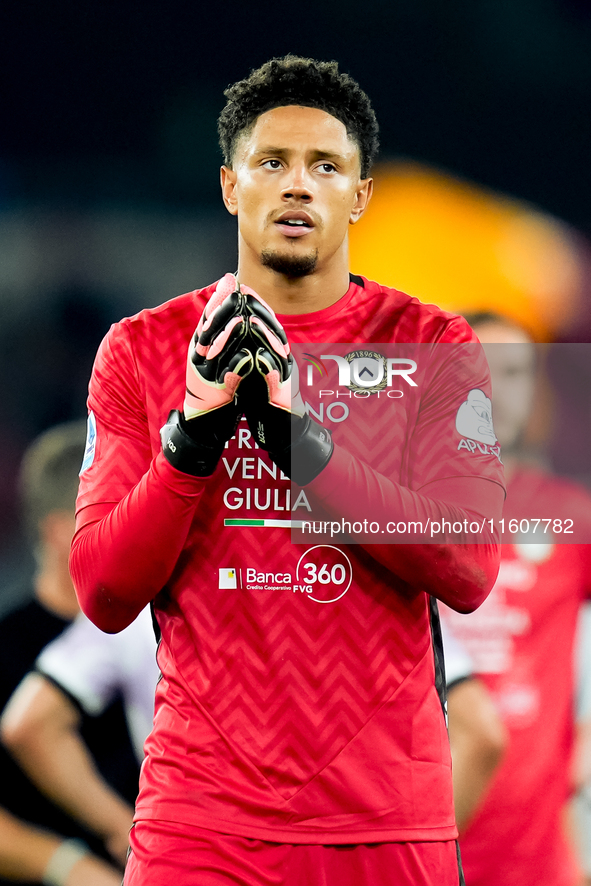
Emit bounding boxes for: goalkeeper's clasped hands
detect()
[160,274,334,485]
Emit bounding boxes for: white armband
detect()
[42,839,89,886]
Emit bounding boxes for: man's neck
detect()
[236,250,352,315]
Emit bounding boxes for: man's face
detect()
[221,105,372,278]
[475,321,536,452]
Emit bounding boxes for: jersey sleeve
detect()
[408,341,504,493]
[70,320,209,633]
[305,338,504,612]
[76,320,154,514]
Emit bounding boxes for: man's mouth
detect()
[274,212,315,238]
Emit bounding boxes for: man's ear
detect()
[349,177,373,225]
[221,166,238,216]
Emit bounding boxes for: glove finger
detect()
[227,348,254,379]
[198,290,244,347]
[185,352,251,415]
[254,343,291,379]
[255,348,292,411]
[249,316,291,365]
[289,358,305,417]
[191,325,249,384]
[184,372,231,419]
[200,273,238,322]
[198,315,245,359]
[216,272,239,296]
[196,273,237,337]
[243,294,289,346]
[223,350,254,398]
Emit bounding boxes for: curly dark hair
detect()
[218,55,379,179]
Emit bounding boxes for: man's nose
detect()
[281,166,313,202]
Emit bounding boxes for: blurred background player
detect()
[571,603,591,886]
[0,805,120,885]
[1,606,159,867]
[0,422,139,884]
[440,619,507,835]
[440,314,591,886]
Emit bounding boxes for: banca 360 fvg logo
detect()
[218,545,353,604]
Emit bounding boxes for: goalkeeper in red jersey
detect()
[70,56,505,885]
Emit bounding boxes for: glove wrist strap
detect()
[160,409,223,477]
[270,415,333,486]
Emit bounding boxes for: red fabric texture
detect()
[70,276,504,843]
[124,820,462,886]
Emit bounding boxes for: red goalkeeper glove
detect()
[161,274,253,476]
[239,287,333,485]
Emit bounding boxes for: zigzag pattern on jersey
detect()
[282,277,476,345]
[81,281,480,510]
[406,344,501,491]
[96,284,471,799]
[79,292,205,509]
[159,528,429,798]
[83,279,485,821]
[135,294,206,453]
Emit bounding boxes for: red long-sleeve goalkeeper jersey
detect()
[71,275,504,843]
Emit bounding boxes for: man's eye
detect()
[318,163,336,174]
[262,159,282,169]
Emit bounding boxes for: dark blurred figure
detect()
[1,605,159,867]
[0,285,118,562]
[441,315,591,886]
[0,422,138,884]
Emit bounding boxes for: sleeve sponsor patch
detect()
[455,389,497,444]
[80,411,97,474]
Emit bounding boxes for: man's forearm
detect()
[447,678,507,833]
[71,452,207,633]
[13,726,134,864]
[1,676,134,865]
[307,444,504,612]
[0,807,122,884]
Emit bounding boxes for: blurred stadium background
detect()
[1,0,591,609]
